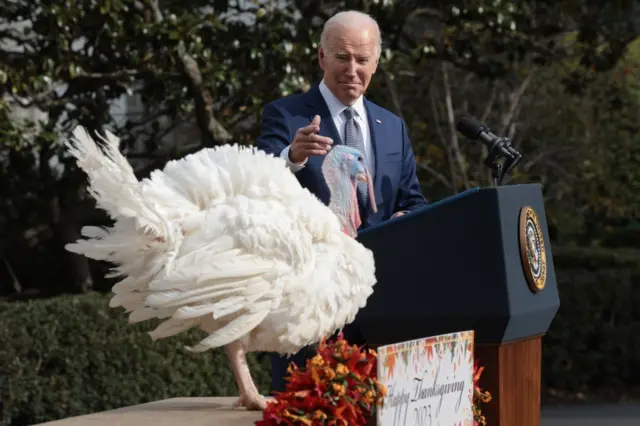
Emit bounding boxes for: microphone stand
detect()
[483,154,503,187]
[482,137,522,187]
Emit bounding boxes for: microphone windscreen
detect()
[456,116,487,139]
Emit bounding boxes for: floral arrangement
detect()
[255,333,387,426]
[255,333,492,426]
[473,361,492,426]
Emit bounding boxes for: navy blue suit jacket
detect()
[256,84,427,228]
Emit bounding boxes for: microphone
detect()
[455,116,517,159]
[455,115,522,186]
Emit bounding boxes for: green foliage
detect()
[516,52,640,242]
[0,0,319,296]
[543,246,640,393]
[361,0,637,79]
[0,0,310,139]
[552,245,640,269]
[0,293,272,426]
[0,100,36,152]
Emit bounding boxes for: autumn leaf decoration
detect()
[383,347,397,379]
[473,359,492,426]
[255,332,387,426]
[424,337,435,360]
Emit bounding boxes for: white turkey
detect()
[64,126,378,410]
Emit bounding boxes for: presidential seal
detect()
[518,206,547,293]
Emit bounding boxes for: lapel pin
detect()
[375,119,382,124]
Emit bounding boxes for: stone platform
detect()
[35,397,269,426]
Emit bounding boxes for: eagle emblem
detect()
[518,206,547,293]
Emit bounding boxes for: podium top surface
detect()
[358,186,482,237]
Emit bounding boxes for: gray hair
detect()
[319,10,382,58]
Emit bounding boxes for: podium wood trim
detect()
[475,335,543,426]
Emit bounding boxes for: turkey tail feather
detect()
[64,126,168,237]
[64,126,182,296]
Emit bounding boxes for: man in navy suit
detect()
[256,9,427,393]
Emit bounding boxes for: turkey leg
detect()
[224,341,266,410]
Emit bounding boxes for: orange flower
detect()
[361,390,375,405]
[283,409,312,425]
[310,354,324,367]
[331,383,346,397]
[336,363,348,376]
[312,410,327,421]
[324,367,336,380]
[379,383,388,398]
[255,333,386,426]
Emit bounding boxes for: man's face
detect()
[318,23,379,106]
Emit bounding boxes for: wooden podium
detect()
[350,184,561,426]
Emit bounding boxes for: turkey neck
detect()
[326,172,359,237]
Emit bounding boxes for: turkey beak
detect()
[356,171,377,213]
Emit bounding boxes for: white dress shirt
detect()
[280,80,375,180]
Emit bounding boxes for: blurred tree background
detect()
[3,0,640,422]
[1,0,639,296]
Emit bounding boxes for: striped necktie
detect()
[342,107,368,204]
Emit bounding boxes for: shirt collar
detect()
[319,79,366,120]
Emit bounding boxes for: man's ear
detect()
[318,47,325,70]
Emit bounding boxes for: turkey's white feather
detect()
[65,127,376,355]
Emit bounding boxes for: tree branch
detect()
[428,83,457,191]
[8,90,58,109]
[148,0,232,145]
[479,82,498,185]
[416,162,452,188]
[6,65,176,110]
[409,7,444,20]
[2,255,22,293]
[74,69,146,79]
[480,83,498,122]
[379,66,405,121]
[178,54,232,144]
[442,62,470,189]
[498,70,535,136]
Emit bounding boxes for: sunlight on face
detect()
[319,24,379,106]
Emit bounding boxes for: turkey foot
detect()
[232,392,266,410]
[224,341,267,411]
